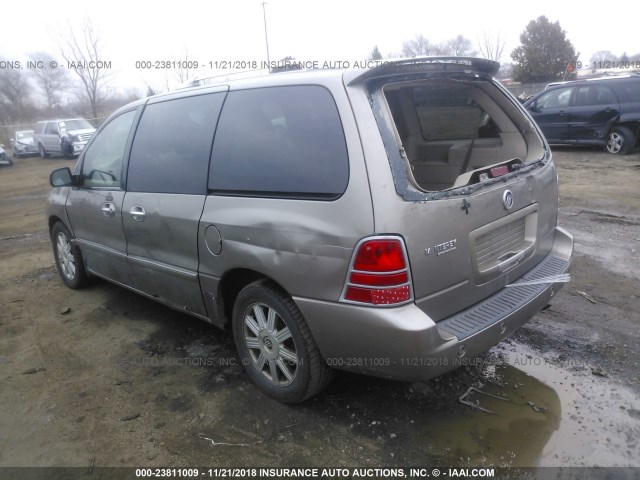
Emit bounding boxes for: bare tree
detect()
[60,18,111,119]
[0,63,29,106]
[478,32,506,62]
[442,35,477,57]
[145,85,160,97]
[401,35,443,57]
[162,71,173,93]
[28,52,69,113]
[0,59,31,122]
[174,47,196,85]
[589,50,617,66]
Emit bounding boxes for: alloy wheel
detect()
[56,232,76,280]
[242,302,299,386]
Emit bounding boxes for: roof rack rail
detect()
[176,68,270,89]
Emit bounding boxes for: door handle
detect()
[129,205,146,222]
[101,202,115,217]
[497,250,526,273]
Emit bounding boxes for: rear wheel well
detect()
[611,122,640,137]
[49,216,63,237]
[218,269,290,326]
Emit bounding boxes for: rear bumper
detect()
[295,226,573,382]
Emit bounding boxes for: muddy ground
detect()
[1,149,639,470]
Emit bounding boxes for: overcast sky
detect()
[1,0,637,93]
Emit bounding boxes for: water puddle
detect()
[392,340,640,467]
[201,340,639,467]
[133,314,640,467]
[493,341,640,466]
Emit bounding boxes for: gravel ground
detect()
[0,148,639,469]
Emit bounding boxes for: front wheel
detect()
[62,142,74,159]
[232,280,332,403]
[52,222,89,289]
[606,126,636,155]
[39,144,49,159]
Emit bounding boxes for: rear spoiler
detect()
[344,56,500,86]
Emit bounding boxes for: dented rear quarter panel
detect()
[197,74,375,315]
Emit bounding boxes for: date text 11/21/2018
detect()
[210,60,371,70]
[567,60,640,70]
[133,59,389,71]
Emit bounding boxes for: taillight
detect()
[341,237,413,306]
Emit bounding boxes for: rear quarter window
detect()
[614,80,640,103]
[209,85,349,199]
[44,122,59,135]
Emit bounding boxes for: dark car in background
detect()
[33,118,96,158]
[10,130,38,158]
[524,75,640,154]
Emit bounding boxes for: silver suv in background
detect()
[47,58,573,403]
[34,118,96,158]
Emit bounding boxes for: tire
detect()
[232,280,333,403]
[62,142,73,159]
[51,222,89,289]
[606,126,636,155]
[39,144,49,159]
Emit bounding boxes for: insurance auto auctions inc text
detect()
[218,467,495,478]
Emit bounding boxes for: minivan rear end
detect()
[295,58,573,381]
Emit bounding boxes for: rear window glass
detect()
[128,93,224,195]
[209,86,349,198]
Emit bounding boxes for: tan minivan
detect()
[47,57,573,402]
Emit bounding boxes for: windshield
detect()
[16,131,34,140]
[58,119,93,133]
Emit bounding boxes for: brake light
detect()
[490,165,509,178]
[342,237,413,306]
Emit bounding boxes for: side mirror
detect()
[50,167,76,187]
[528,102,540,113]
